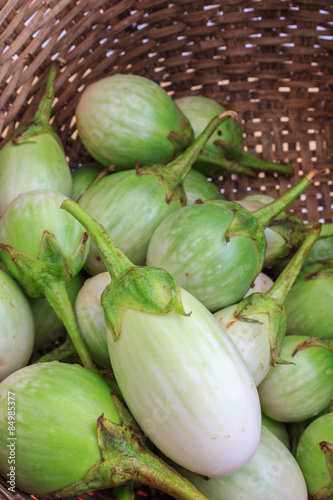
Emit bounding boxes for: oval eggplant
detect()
[258,335,333,422]
[76,74,193,168]
[0,269,35,381]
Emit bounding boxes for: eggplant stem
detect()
[307,221,333,238]
[253,171,315,228]
[167,111,239,181]
[267,224,321,304]
[44,281,101,376]
[34,63,57,125]
[198,148,257,177]
[34,336,80,365]
[61,199,133,280]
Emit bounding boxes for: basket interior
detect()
[0,1,333,500]
[1,0,333,223]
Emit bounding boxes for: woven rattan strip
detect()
[1,0,332,226]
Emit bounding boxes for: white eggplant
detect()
[62,199,262,478]
[171,426,307,500]
[214,226,321,386]
[74,272,111,368]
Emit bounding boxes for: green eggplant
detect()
[213,225,321,385]
[78,112,231,275]
[0,361,208,500]
[75,74,193,169]
[147,173,314,311]
[176,95,293,177]
[284,259,333,338]
[296,412,333,499]
[0,65,72,216]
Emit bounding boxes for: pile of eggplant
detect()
[0,65,332,500]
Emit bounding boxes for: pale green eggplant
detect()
[71,163,108,201]
[284,259,333,338]
[214,226,320,385]
[78,112,232,274]
[258,335,333,422]
[176,95,293,177]
[0,269,35,381]
[170,426,306,500]
[75,74,193,168]
[296,412,333,499]
[240,195,307,266]
[74,272,111,369]
[62,199,262,478]
[0,362,207,500]
[147,173,314,311]
[0,65,72,216]
[261,414,290,449]
[0,190,97,375]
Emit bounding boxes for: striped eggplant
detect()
[0,65,72,216]
[284,259,333,339]
[62,199,262,478]
[213,226,321,385]
[296,412,333,499]
[0,362,208,500]
[258,335,333,422]
[176,95,293,177]
[147,173,314,311]
[75,74,193,169]
[0,190,97,375]
[78,112,230,274]
[0,269,35,381]
[169,426,307,500]
[74,272,111,369]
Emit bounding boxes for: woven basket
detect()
[0,1,333,499]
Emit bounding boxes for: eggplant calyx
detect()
[167,106,194,157]
[138,111,239,206]
[293,338,333,356]
[0,231,88,298]
[102,266,189,342]
[53,395,207,500]
[0,232,100,376]
[235,293,290,366]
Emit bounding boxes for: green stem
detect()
[44,281,100,376]
[253,171,315,228]
[267,224,321,303]
[34,63,57,125]
[198,148,257,177]
[307,222,333,238]
[114,483,136,500]
[293,337,333,356]
[34,337,80,365]
[168,111,238,181]
[235,149,294,176]
[61,200,133,280]
[215,141,294,176]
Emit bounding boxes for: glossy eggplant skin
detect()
[258,335,333,423]
[78,169,223,276]
[147,201,260,311]
[0,133,72,217]
[296,413,333,498]
[78,170,182,274]
[0,362,120,495]
[284,260,333,339]
[75,74,193,169]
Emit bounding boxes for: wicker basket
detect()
[0,1,333,499]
